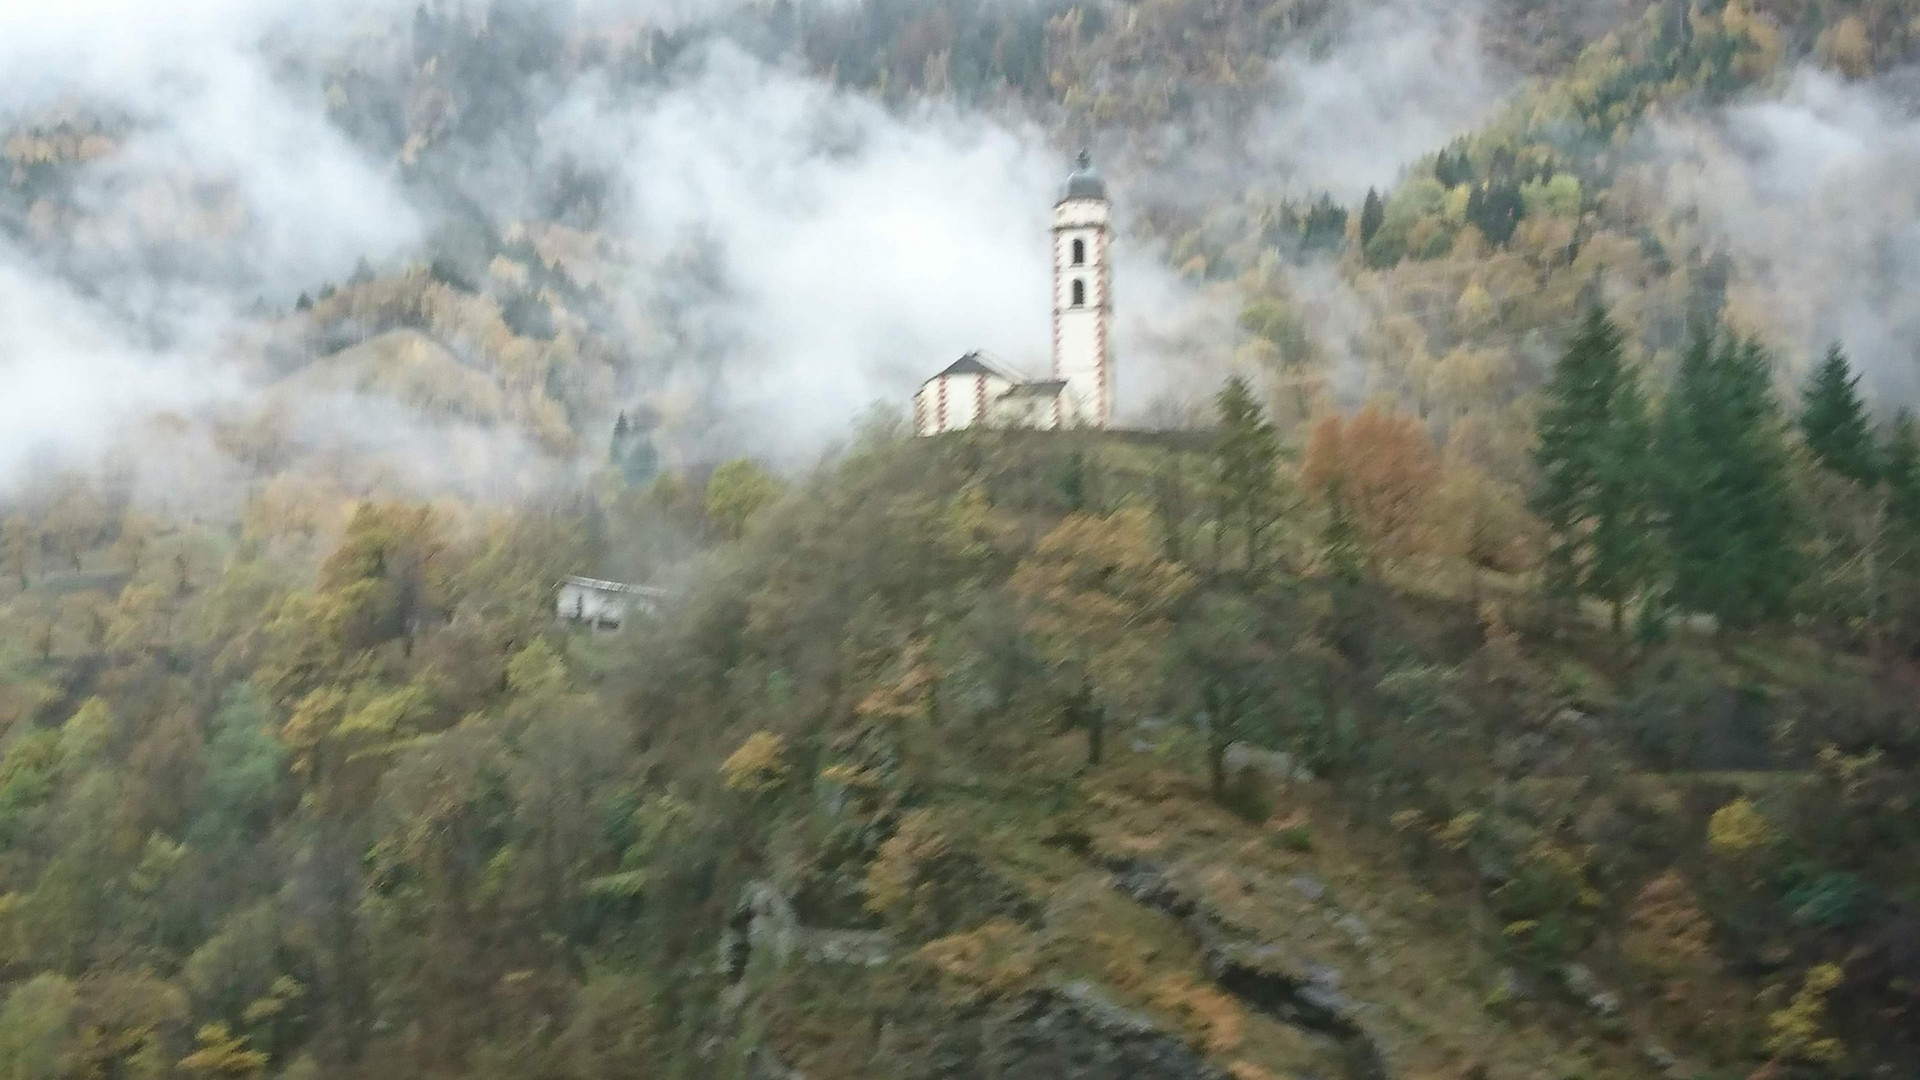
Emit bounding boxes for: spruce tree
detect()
[1359,188,1385,250]
[1657,334,1801,629]
[1884,412,1920,535]
[1533,307,1653,630]
[1322,477,1364,588]
[1589,373,1655,633]
[1879,412,1920,640]
[1800,344,1878,485]
[1213,375,1282,572]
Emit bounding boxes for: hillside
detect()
[1,412,1917,1078]
[2,1,1920,1079]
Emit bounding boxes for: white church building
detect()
[914,152,1113,436]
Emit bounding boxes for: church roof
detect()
[929,351,1014,381]
[1060,150,1108,202]
[1002,379,1068,397]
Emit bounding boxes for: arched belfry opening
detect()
[1071,238,1086,265]
[1071,279,1086,307]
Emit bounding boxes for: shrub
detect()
[1219,769,1272,824]
[1148,974,1246,1056]
[1781,871,1871,932]
[863,810,946,921]
[720,731,791,794]
[917,919,1038,1001]
[1707,798,1774,858]
[1764,963,1845,1064]
[1493,840,1601,965]
[1623,872,1718,980]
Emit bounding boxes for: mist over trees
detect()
[3,1,1920,1079]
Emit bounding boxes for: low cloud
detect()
[0,251,237,489]
[548,43,1228,454]
[1647,66,1920,402]
[1254,0,1512,201]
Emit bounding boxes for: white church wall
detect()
[1052,199,1110,232]
[914,370,1013,435]
[1054,314,1104,424]
[1051,199,1111,428]
[991,390,1062,430]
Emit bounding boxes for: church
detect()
[914,152,1113,436]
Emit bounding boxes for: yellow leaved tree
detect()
[1010,507,1195,765]
[720,732,791,795]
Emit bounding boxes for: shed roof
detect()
[560,575,673,599]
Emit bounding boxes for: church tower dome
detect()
[1062,149,1109,202]
[1052,150,1113,427]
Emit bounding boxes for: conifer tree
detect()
[1359,188,1385,250]
[1533,308,1653,631]
[1883,412,1920,535]
[1800,344,1878,485]
[1589,372,1655,632]
[611,412,631,463]
[1321,477,1364,587]
[1213,375,1282,572]
[1657,334,1801,628]
[1879,412,1920,641]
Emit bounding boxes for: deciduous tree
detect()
[1300,405,1438,565]
[704,459,782,540]
[1011,509,1194,764]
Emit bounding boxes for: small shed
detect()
[555,575,671,631]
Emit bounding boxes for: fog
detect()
[544,42,1243,453]
[1252,0,1510,201]
[0,0,1539,494]
[1647,66,1920,404]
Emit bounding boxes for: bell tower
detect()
[1052,151,1112,428]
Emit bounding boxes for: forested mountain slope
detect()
[2,2,1920,1079]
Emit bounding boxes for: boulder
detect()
[1224,742,1312,785]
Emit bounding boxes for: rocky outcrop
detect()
[946,983,1229,1080]
[1101,857,1392,1080]
[723,881,1223,1079]
[998,984,1230,1079]
[722,881,894,980]
[748,1045,806,1080]
[1204,943,1388,1080]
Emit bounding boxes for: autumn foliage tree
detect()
[1010,508,1194,763]
[1300,404,1440,566]
[316,502,447,654]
